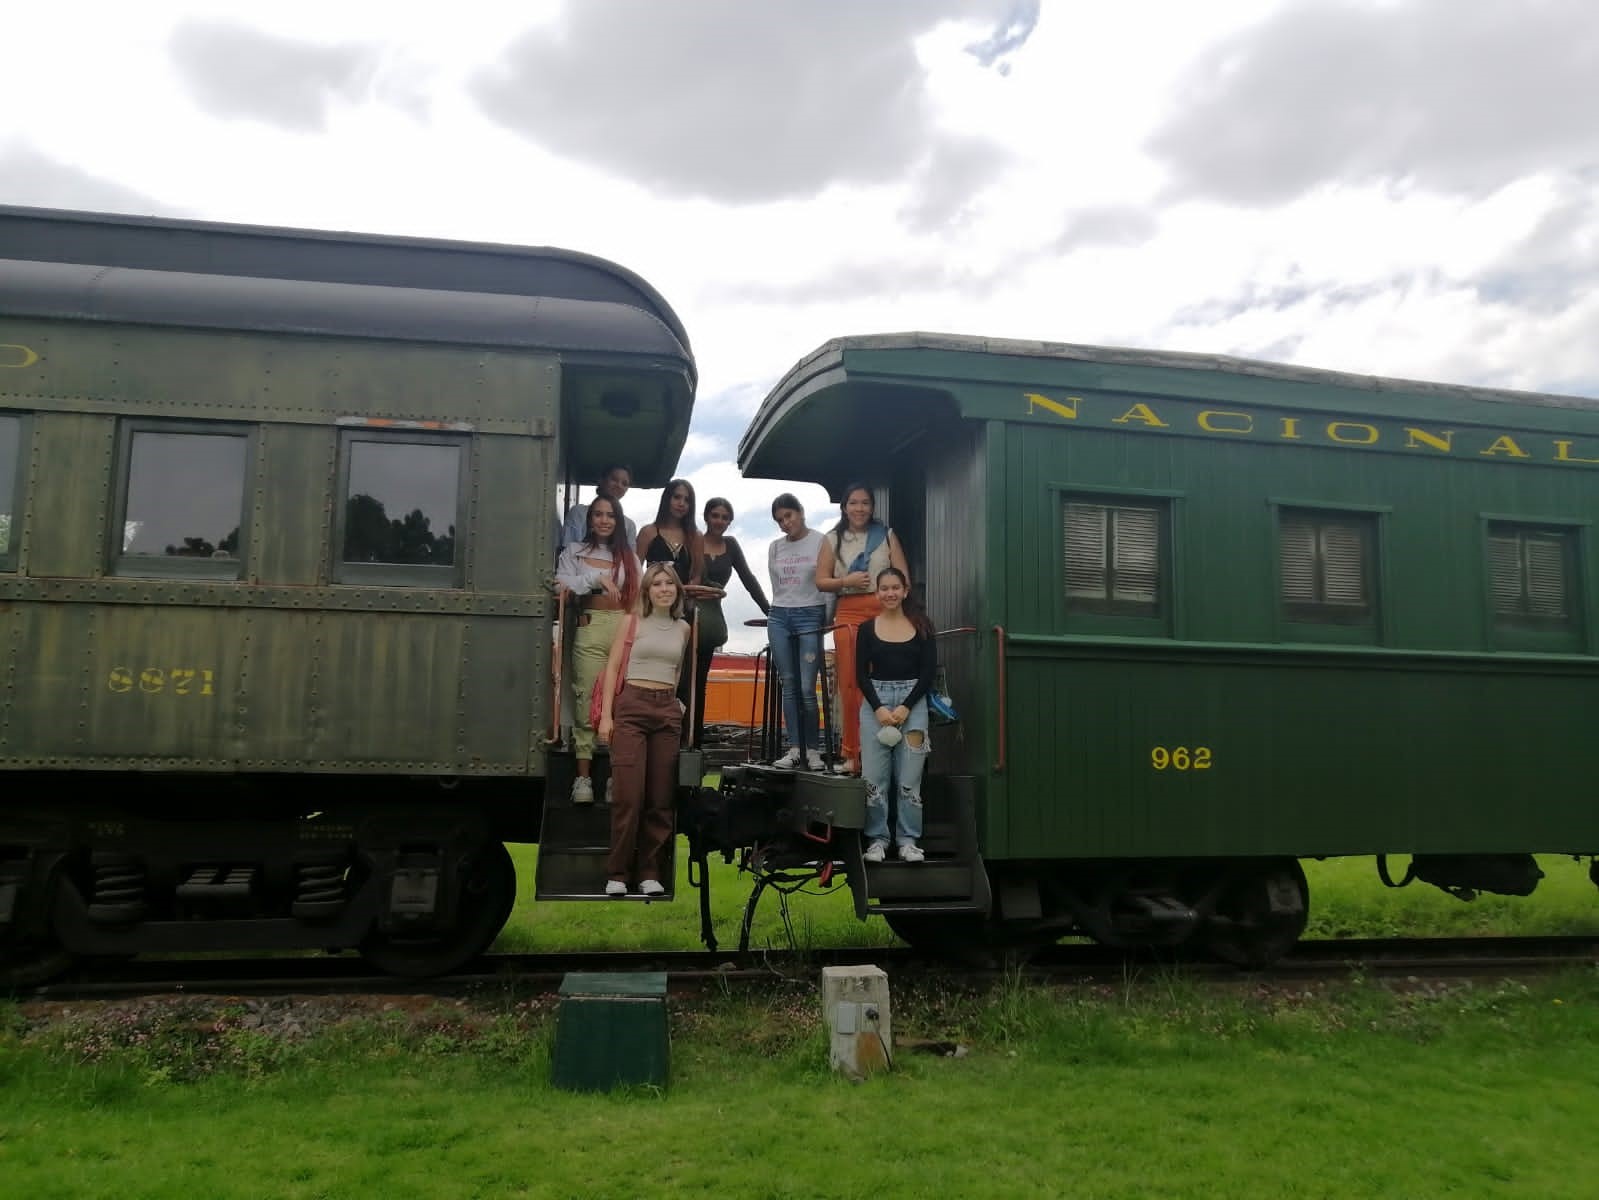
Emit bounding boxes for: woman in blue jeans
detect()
[855,567,937,862]
[765,493,827,771]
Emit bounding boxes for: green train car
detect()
[0,206,695,983]
[736,333,1599,963]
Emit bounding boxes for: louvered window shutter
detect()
[1280,516,1316,603]
[1488,524,1576,631]
[1522,535,1568,617]
[1487,534,1523,614]
[1111,507,1160,604]
[1064,503,1108,601]
[1319,524,1367,606]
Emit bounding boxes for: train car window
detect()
[114,425,249,579]
[334,432,465,587]
[1063,500,1164,616]
[1279,510,1375,624]
[1487,524,1578,632]
[0,414,19,570]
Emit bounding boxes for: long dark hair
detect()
[652,477,704,583]
[584,496,638,605]
[876,567,933,638]
[830,482,884,558]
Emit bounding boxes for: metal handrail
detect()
[992,624,1007,773]
[549,586,568,744]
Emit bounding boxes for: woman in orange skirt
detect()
[815,483,908,773]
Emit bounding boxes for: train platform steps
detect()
[535,750,676,902]
[862,775,990,917]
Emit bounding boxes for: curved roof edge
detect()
[0,258,694,365]
[773,331,1599,414]
[0,203,692,359]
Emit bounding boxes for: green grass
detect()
[1304,855,1599,939]
[493,842,897,955]
[494,847,1599,955]
[6,972,1599,1197]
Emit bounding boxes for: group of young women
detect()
[766,486,935,864]
[555,477,936,894]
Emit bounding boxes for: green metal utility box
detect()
[551,972,669,1092]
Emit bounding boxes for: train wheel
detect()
[360,841,516,978]
[1,935,76,989]
[1201,858,1309,968]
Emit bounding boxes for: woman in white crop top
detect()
[597,563,690,897]
[766,493,828,771]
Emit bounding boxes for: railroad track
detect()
[15,935,1599,1002]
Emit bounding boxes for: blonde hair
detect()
[638,562,686,620]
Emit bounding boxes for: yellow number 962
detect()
[1151,746,1212,771]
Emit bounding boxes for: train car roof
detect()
[0,203,692,355]
[0,206,697,485]
[0,257,691,362]
[739,331,1599,494]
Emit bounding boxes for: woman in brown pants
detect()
[596,563,690,897]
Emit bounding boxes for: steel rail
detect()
[15,935,1598,1003]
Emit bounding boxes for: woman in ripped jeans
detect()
[855,567,936,863]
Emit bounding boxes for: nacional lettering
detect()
[1023,392,1599,467]
[0,343,40,369]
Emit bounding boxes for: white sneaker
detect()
[898,843,925,863]
[863,840,887,863]
[604,879,627,897]
[639,879,666,897]
[805,750,826,772]
[773,748,801,769]
[570,777,594,805]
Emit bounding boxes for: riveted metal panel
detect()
[457,615,543,773]
[0,319,561,433]
[0,576,546,616]
[310,609,465,763]
[252,423,334,586]
[81,605,250,760]
[473,431,557,597]
[27,411,113,578]
[0,598,547,772]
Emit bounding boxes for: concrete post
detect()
[820,965,892,1080]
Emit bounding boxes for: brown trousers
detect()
[607,684,680,882]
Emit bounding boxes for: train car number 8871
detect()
[107,668,216,696]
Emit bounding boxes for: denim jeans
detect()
[859,679,930,845]
[768,604,825,753]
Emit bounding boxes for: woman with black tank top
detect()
[856,567,937,863]
[636,478,705,715]
[691,497,770,744]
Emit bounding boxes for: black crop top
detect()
[855,618,938,712]
[644,533,693,583]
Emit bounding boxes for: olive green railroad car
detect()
[739,333,1599,963]
[0,206,694,983]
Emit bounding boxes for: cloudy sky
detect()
[6,0,1599,647]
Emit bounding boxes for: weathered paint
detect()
[0,315,687,777]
